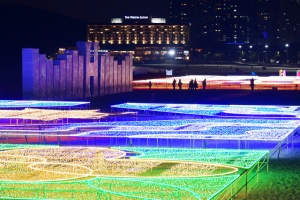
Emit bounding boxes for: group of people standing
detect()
[172,79,182,90]
[188,79,198,90]
[171,78,207,91]
[149,78,254,92]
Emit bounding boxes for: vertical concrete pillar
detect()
[54,60,66,100]
[125,54,130,92]
[57,54,73,99]
[53,64,60,100]
[22,48,39,100]
[129,53,133,91]
[71,50,79,99]
[98,54,105,96]
[46,60,54,100]
[78,55,84,98]
[104,53,111,95]
[121,59,126,93]
[113,60,118,94]
[39,54,47,99]
[109,55,114,94]
[117,62,122,93]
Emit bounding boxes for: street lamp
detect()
[183,50,189,74]
[249,45,253,63]
[285,44,289,63]
[265,45,268,64]
[238,45,242,61]
[168,49,175,60]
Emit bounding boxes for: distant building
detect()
[87,16,190,61]
[253,0,300,47]
[22,41,132,100]
[169,0,300,62]
[169,0,251,46]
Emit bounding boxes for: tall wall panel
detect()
[91,43,99,97]
[78,55,84,99]
[125,54,130,92]
[104,54,110,95]
[121,60,126,93]
[59,60,66,100]
[117,63,122,93]
[57,54,73,99]
[22,42,133,100]
[109,56,114,94]
[129,53,133,91]
[71,50,79,99]
[99,55,106,96]
[39,54,47,99]
[66,55,73,99]
[113,60,118,94]
[77,41,91,98]
[33,56,40,99]
[22,48,39,100]
[46,60,54,100]
[53,65,60,100]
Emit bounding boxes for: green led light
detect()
[0,145,268,199]
[114,147,269,169]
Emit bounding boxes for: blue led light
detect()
[1,118,298,141]
[0,100,90,108]
[112,103,300,118]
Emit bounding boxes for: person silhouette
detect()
[189,79,194,90]
[202,78,207,91]
[250,78,255,92]
[148,81,152,90]
[178,79,182,90]
[172,79,177,90]
[194,79,198,90]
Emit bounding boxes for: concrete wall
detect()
[22,42,132,100]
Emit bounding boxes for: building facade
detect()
[87,16,190,61]
[170,0,251,45]
[169,0,300,62]
[22,41,132,100]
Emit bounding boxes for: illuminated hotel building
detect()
[87,16,190,60]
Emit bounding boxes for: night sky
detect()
[0,0,169,23]
[0,0,169,98]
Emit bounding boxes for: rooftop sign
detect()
[124,16,149,20]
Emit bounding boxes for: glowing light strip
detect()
[111,103,300,118]
[0,175,239,200]
[0,108,109,121]
[132,75,300,90]
[81,119,299,141]
[113,147,269,169]
[0,118,298,141]
[0,100,89,108]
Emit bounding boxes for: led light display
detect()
[0,146,238,180]
[1,118,298,141]
[0,100,90,108]
[0,101,290,199]
[113,147,269,169]
[0,108,108,121]
[132,75,300,90]
[0,175,239,200]
[81,119,299,141]
[111,103,300,118]
[0,145,265,199]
